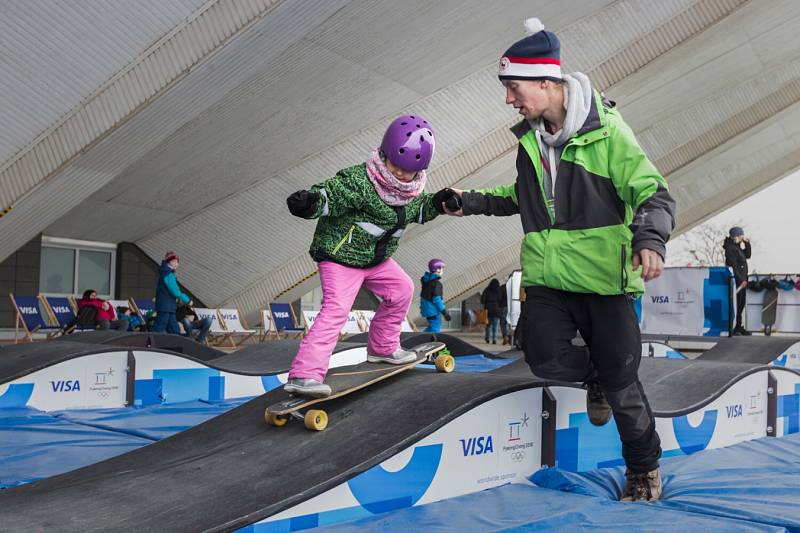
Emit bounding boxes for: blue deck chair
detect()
[269,303,305,339]
[130,298,155,330]
[8,294,54,343]
[39,295,97,337]
[42,295,96,334]
[42,296,77,328]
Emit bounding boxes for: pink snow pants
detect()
[288,259,414,382]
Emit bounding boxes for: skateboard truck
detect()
[266,408,329,431]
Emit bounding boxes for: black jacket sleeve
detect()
[629,183,676,260]
[461,183,520,217]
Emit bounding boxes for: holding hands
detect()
[287,190,320,218]
[433,188,463,216]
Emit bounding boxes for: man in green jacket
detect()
[438,18,675,501]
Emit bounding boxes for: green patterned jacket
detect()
[301,163,440,268]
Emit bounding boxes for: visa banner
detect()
[639,267,733,336]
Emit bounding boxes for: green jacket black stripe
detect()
[462,89,676,296]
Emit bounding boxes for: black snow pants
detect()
[735,287,746,329]
[519,286,661,473]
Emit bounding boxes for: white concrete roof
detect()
[1,0,798,317]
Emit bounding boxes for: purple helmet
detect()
[380,115,435,172]
[428,258,445,272]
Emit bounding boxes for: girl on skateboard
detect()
[284,115,450,398]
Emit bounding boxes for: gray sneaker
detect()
[283,378,332,398]
[367,347,417,365]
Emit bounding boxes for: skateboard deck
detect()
[265,341,450,430]
[762,287,778,335]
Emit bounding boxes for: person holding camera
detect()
[724,226,752,336]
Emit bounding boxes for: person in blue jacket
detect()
[153,251,191,334]
[420,259,451,333]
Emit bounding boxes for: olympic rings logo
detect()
[510,451,525,462]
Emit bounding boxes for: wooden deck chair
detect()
[108,299,130,312]
[257,309,280,342]
[40,295,72,327]
[357,310,375,333]
[301,309,345,339]
[38,294,58,328]
[40,295,82,337]
[193,307,229,347]
[270,303,305,339]
[337,311,363,339]
[216,308,257,347]
[301,310,317,336]
[8,294,54,343]
[354,310,370,333]
[62,295,104,333]
[355,310,417,333]
[402,315,419,332]
[129,298,155,330]
[107,299,132,327]
[302,309,358,339]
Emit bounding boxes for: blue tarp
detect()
[314,483,780,532]
[316,434,800,532]
[0,397,252,489]
[0,406,150,489]
[532,433,800,531]
[53,397,251,440]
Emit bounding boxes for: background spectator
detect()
[724,226,752,335]
[420,258,450,333]
[480,278,502,344]
[153,251,191,335]
[176,303,212,344]
[77,290,129,331]
[499,282,510,345]
[117,306,145,332]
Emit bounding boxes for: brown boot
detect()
[621,468,662,502]
[585,380,612,426]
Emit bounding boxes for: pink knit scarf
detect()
[365,149,426,206]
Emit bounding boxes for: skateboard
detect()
[762,286,778,336]
[265,341,452,431]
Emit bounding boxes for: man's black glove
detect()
[432,188,461,214]
[287,190,320,218]
[443,311,452,322]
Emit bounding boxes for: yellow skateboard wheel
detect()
[435,354,455,373]
[304,409,328,431]
[265,410,288,427]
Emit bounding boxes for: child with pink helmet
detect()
[284,115,452,398]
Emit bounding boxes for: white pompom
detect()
[523,17,544,35]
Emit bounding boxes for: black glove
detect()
[445,194,462,212]
[432,188,461,214]
[443,311,452,322]
[287,190,320,218]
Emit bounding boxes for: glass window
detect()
[39,247,75,294]
[77,250,112,296]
